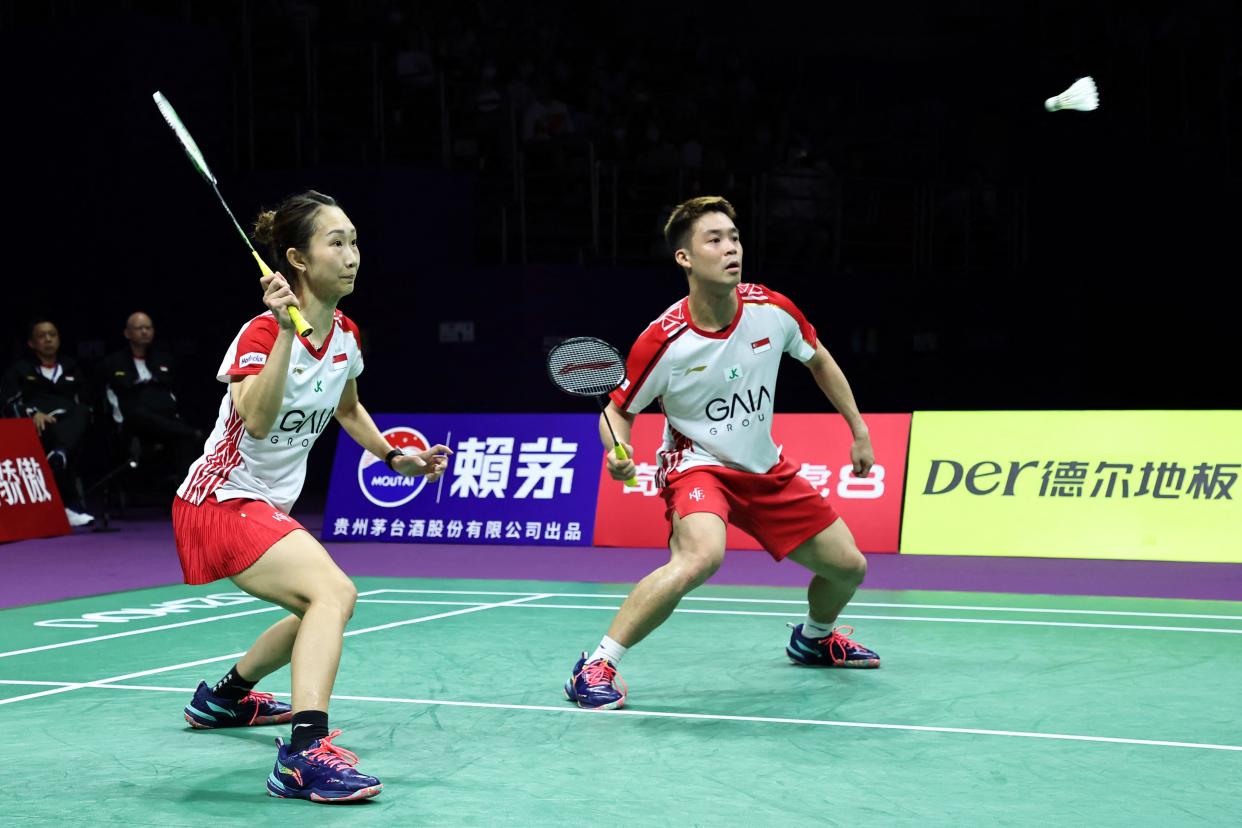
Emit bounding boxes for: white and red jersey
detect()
[177,310,364,514]
[609,283,817,483]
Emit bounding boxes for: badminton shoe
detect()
[786,624,881,668]
[564,653,627,710]
[267,730,383,803]
[183,681,293,728]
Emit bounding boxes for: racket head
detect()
[153,91,216,186]
[546,336,627,398]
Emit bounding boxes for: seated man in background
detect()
[98,311,203,497]
[1,318,95,526]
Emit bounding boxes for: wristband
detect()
[384,448,404,470]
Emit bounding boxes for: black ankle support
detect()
[212,664,258,700]
[290,710,330,751]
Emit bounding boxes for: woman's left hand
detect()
[391,444,453,482]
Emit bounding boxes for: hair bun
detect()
[252,210,278,244]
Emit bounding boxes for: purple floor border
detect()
[3,514,1241,609]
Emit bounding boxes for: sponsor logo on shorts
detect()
[239,352,267,368]
[689,487,705,502]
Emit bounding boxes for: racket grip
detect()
[614,443,638,488]
[287,307,314,338]
[252,251,314,337]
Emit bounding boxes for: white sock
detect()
[589,635,628,666]
[801,615,834,638]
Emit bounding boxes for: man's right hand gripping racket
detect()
[546,336,638,487]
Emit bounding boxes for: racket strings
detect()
[547,337,626,397]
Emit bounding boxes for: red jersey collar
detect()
[683,289,744,339]
[297,317,336,360]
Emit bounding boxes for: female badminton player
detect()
[171,190,450,803]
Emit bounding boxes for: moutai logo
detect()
[358,426,431,507]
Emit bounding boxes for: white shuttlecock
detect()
[1045,76,1099,112]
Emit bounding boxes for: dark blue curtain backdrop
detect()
[3,2,1239,500]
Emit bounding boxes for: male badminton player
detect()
[565,196,879,710]
[172,191,450,801]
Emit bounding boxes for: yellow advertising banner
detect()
[901,411,1242,562]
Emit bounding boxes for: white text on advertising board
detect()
[0,457,53,507]
[620,462,887,499]
[449,436,578,499]
[331,517,582,542]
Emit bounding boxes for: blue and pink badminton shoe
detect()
[266,730,383,803]
[564,653,628,710]
[786,624,881,668]
[183,681,293,729]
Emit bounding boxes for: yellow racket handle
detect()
[252,251,313,337]
[614,443,638,487]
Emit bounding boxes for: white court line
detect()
[2,679,1237,754]
[337,594,548,638]
[0,650,251,706]
[369,589,1242,622]
[0,588,387,661]
[357,599,1242,635]
[0,594,550,707]
[0,606,284,660]
[8,588,1242,663]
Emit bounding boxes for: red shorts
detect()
[172,494,305,585]
[661,456,840,560]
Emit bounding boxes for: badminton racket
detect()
[546,336,638,487]
[153,90,313,337]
